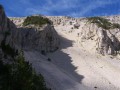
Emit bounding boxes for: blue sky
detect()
[0,0,120,17]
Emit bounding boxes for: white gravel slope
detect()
[24,25,120,90]
[24,51,90,90]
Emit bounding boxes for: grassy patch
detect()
[87,17,120,30]
[23,16,51,27]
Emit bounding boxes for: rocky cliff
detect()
[46,16,120,56]
[4,4,120,90]
[0,6,59,54]
[9,12,120,56]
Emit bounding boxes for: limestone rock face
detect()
[78,22,120,55]
[4,6,120,56]
[0,5,59,53]
[46,15,120,55]
[13,24,59,52]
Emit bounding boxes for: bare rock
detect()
[0,5,60,53]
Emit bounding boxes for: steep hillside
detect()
[11,15,120,55]
[47,16,120,55]
[0,5,60,90]
[9,13,120,90]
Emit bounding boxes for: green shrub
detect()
[112,23,120,29]
[23,16,51,27]
[0,53,49,90]
[87,17,120,30]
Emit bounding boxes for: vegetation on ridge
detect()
[0,53,49,90]
[23,16,51,27]
[87,17,120,30]
[0,29,49,90]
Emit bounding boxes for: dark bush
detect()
[1,40,16,58]
[87,17,120,30]
[23,16,51,27]
[5,31,11,36]
[112,23,120,29]
[47,58,51,62]
[0,53,49,90]
[41,50,46,55]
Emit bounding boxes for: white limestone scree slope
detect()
[8,14,120,90]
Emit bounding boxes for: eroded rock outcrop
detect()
[0,5,59,53]
[9,10,120,56]
[45,15,120,56]
[78,22,120,55]
[14,24,59,52]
